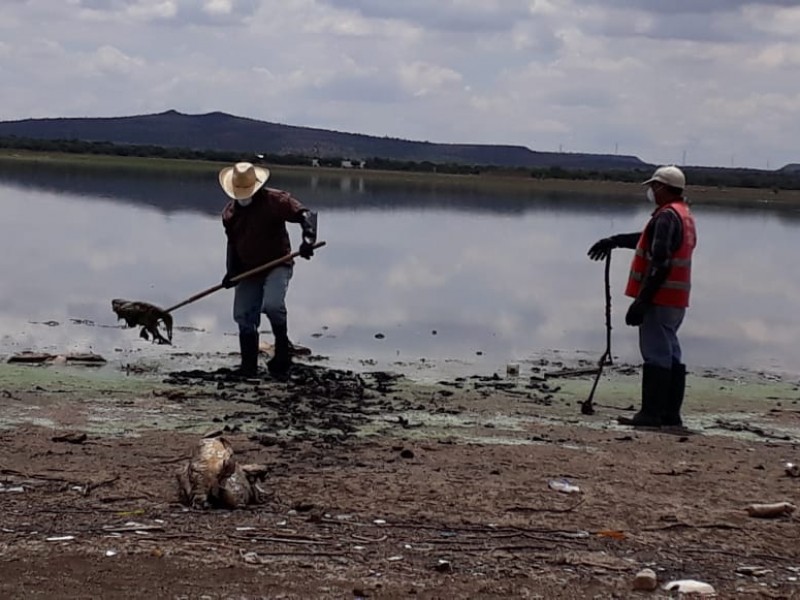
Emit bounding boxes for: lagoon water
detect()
[2,161,800,379]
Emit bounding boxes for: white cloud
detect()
[1,0,800,167]
[398,62,462,97]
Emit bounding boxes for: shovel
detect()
[111,240,327,344]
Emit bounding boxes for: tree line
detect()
[2,135,799,191]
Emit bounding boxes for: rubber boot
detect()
[267,323,292,381]
[618,363,670,427]
[236,331,260,377]
[662,363,686,428]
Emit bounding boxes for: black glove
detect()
[299,241,314,260]
[625,299,648,327]
[222,272,237,288]
[588,237,616,261]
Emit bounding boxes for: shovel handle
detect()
[163,240,326,314]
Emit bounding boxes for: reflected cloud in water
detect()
[1,162,800,377]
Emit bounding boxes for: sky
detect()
[2,0,800,169]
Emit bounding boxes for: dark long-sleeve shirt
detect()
[222,187,307,271]
[614,207,683,270]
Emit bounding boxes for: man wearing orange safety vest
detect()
[588,165,697,429]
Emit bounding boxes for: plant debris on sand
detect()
[0,360,799,599]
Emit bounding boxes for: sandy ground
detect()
[0,357,799,599]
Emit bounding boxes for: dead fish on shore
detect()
[176,434,268,510]
[111,299,173,345]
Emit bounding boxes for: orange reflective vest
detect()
[625,201,696,308]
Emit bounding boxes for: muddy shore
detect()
[1,354,799,599]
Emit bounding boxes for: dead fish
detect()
[111,299,172,345]
[176,435,268,510]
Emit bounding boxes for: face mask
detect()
[236,197,252,207]
[646,187,656,203]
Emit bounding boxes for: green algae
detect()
[1,361,798,444]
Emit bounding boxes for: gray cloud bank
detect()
[1,0,798,168]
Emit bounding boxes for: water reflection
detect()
[1,161,799,378]
[0,160,638,216]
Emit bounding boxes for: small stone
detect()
[633,568,658,591]
[400,449,415,459]
[374,333,385,339]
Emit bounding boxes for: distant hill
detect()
[0,109,649,171]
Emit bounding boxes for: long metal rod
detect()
[581,253,613,415]
[603,250,613,365]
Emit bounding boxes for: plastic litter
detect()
[548,479,581,494]
[663,579,716,596]
[746,501,796,518]
[597,529,626,540]
[0,485,25,493]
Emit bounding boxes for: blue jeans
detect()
[639,305,685,369]
[233,265,293,335]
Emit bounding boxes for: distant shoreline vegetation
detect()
[2,136,800,204]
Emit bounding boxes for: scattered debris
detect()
[7,352,54,364]
[434,559,452,573]
[29,320,60,327]
[596,530,626,540]
[547,367,601,378]
[101,523,164,534]
[663,579,715,596]
[0,483,25,493]
[785,462,799,478]
[52,432,88,444]
[7,352,106,366]
[746,501,796,518]
[736,566,772,577]
[69,318,95,326]
[63,353,107,365]
[548,478,581,494]
[713,419,791,441]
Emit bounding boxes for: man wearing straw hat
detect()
[219,161,317,380]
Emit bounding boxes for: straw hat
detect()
[218,162,270,200]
